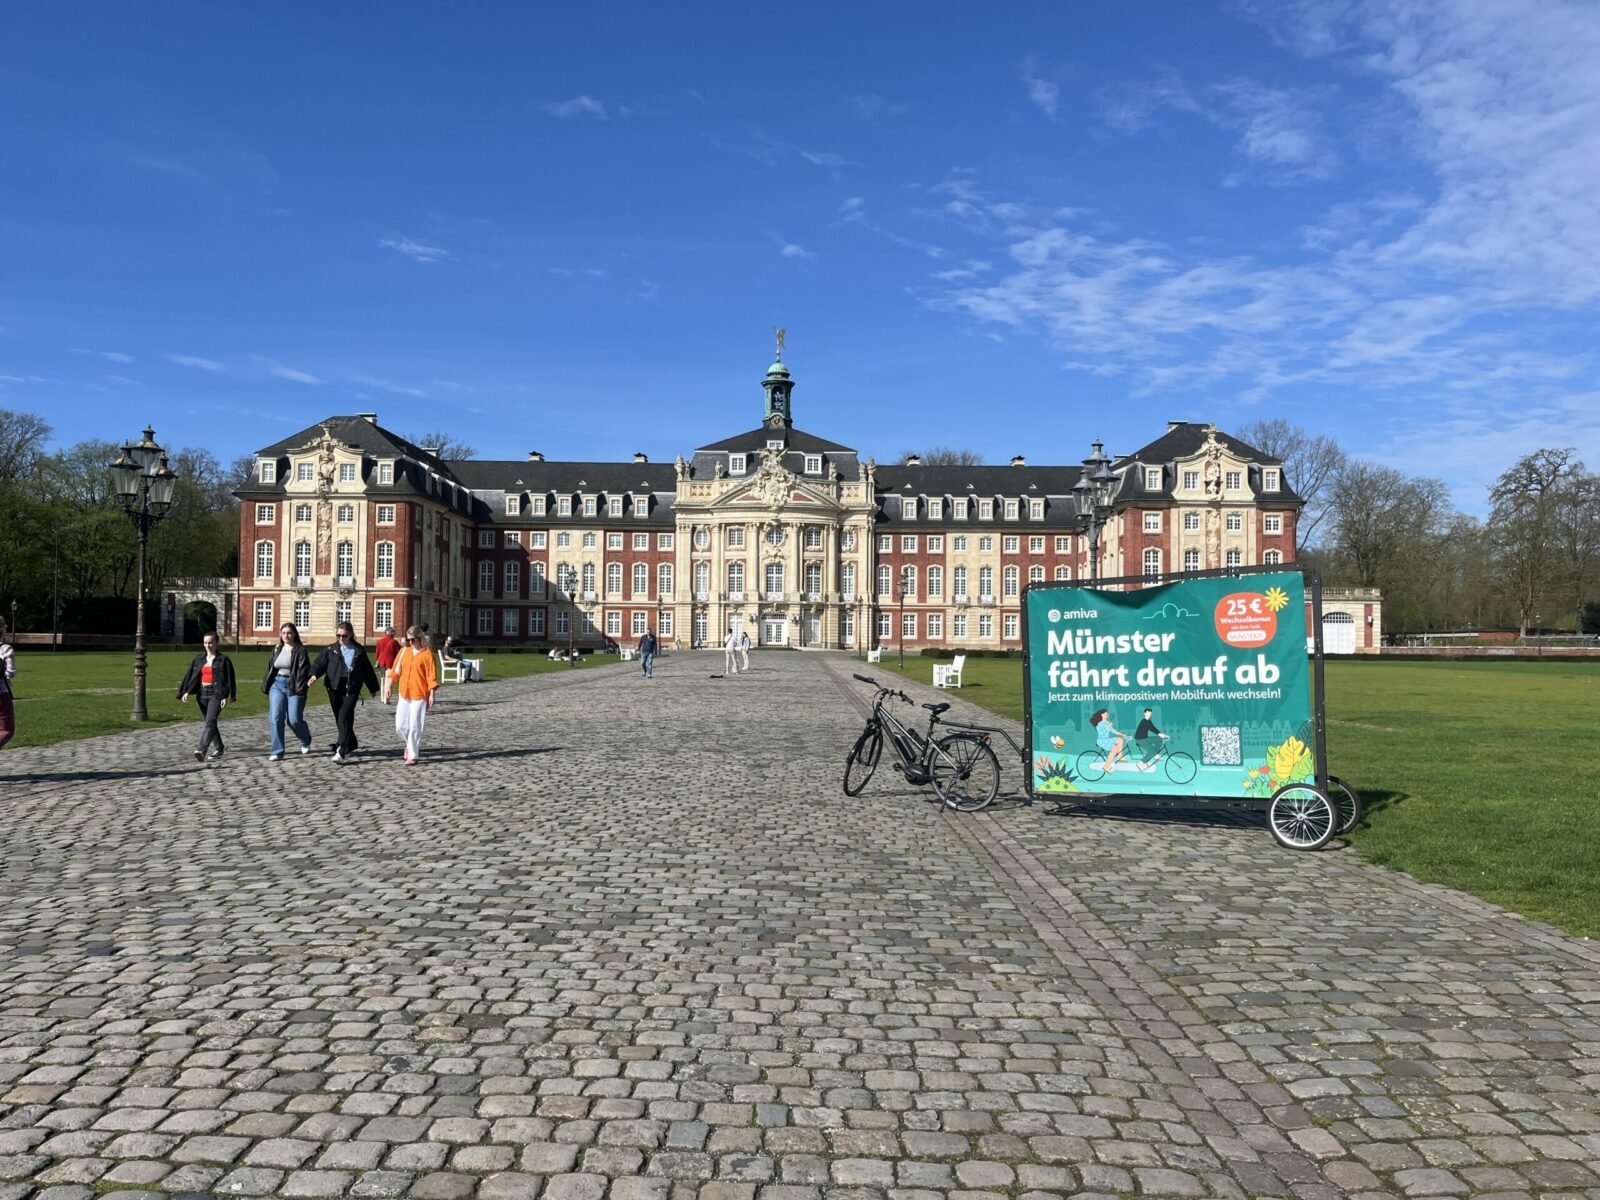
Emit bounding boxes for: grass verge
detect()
[859,654,1600,938]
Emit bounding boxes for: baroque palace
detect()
[233,352,1315,652]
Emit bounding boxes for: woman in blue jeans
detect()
[260,621,314,760]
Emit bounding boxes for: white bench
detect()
[866,648,883,664]
[933,654,967,689]
[442,658,482,683]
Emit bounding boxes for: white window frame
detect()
[1265,514,1283,535]
[505,531,522,547]
[1145,467,1162,490]
[729,453,747,475]
[1184,548,1201,572]
[607,532,623,549]
[582,532,596,548]
[658,533,674,550]
[633,533,650,550]
[804,454,822,475]
[478,531,494,548]
[295,503,313,523]
[374,600,393,629]
[609,497,624,518]
[296,462,314,482]
[1003,499,1018,520]
[1003,536,1019,552]
[606,610,622,637]
[1263,468,1280,492]
[952,499,968,520]
[927,613,942,639]
[293,599,311,629]
[254,599,274,629]
[1183,511,1201,531]
[902,612,917,639]
[928,500,943,520]
[978,500,993,520]
[902,536,917,553]
[376,504,396,525]
[904,499,918,520]
[1265,549,1283,565]
[531,496,546,516]
[339,462,357,484]
[258,460,277,484]
[529,608,546,636]
[927,566,942,597]
[530,531,547,549]
[477,608,494,635]
[506,495,521,515]
[1143,512,1161,533]
[1182,470,1199,491]
[1225,548,1243,567]
[556,532,571,549]
[502,608,519,636]
[1226,512,1243,532]
[255,503,275,523]
[375,542,395,580]
[337,503,355,524]
[1226,470,1242,492]
[728,527,746,549]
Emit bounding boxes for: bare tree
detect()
[0,408,51,487]
[1235,418,1346,552]
[898,447,984,466]
[1489,448,1581,637]
[405,431,477,460]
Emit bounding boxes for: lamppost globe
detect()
[107,427,180,722]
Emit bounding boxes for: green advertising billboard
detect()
[1025,571,1314,800]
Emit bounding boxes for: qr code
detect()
[1201,725,1242,765]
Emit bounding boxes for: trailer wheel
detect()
[1267,783,1336,850]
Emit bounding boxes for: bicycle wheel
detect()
[1163,751,1197,785]
[932,734,1001,812]
[843,727,883,796]
[1326,775,1363,834]
[1075,748,1107,782]
[1267,783,1336,850]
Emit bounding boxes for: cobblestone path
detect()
[2,652,1597,1200]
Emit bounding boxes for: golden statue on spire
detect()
[773,326,787,361]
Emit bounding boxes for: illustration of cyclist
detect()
[1133,707,1169,768]
[1089,709,1130,774]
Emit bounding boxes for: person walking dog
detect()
[375,625,400,704]
[388,625,437,765]
[308,621,381,763]
[178,632,237,761]
[637,628,657,679]
[261,621,314,761]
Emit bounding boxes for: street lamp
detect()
[109,426,179,721]
[557,565,577,665]
[1073,439,1117,583]
[656,596,664,651]
[897,566,912,670]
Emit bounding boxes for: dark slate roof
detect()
[696,425,855,454]
[1119,422,1281,467]
[876,465,1084,494]
[448,460,677,495]
[256,416,449,473]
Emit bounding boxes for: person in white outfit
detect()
[724,627,741,675]
[738,629,751,672]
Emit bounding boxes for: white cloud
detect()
[378,235,451,264]
[1096,68,1201,133]
[167,354,223,371]
[543,95,607,119]
[779,243,814,260]
[350,375,426,397]
[837,195,946,260]
[1210,78,1339,185]
[1021,58,1061,118]
[846,93,913,121]
[70,348,135,364]
[270,365,321,384]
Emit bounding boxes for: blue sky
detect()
[2,1,1596,512]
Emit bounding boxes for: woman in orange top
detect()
[388,624,438,765]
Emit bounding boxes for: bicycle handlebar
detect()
[853,672,912,706]
[852,673,876,684]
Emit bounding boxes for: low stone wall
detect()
[1381,645,1600,660]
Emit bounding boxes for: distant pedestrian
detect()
[637,628,657,679]
[308,621,381,763]
[738,629,752,672]
[0,619,15,752]
[375,625,400,704]
[724,626,741,676]
[178,632,237,761]
[261,621,314,761]
[388,625,437,765]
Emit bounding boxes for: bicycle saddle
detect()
[922,702,951,715]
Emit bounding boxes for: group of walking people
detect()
[177,622,439,764]
[723,626,752,675]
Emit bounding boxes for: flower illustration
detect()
[1264,586,1290,612]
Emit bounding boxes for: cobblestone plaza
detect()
[3,654,1598,1199]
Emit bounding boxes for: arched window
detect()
[1054,565,1071,581]
[375,542,393,580]
[693,562,710,596]
[581,562,596,593]
[336,541,355,578]
[927,566,942,597]
[765,561,784,597]
[1184,548,1200,572]
[1225,549,1242,568]
[657,563,673,596]
[606,562,622,595]
[478,561,495,596]
[531,562,546,595]
[294,540,313,579]
[633,563,648,595]
[504,561,521,596]
[841,562,856,599]
[804,562,822,596]
[901,566,916,597]
[255,540,275,579]
[953,565,967,597]
[1003,565,1019,596]
[1029,565,1044,584]
[1264,549,1283,565]
[877,565,892,595]
[726,561,744,595]
[1143,548,1161,577]
[555,562,574,596]
[979,566,994,598]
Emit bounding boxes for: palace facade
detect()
[233,355,1305,650]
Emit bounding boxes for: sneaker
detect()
[332,751,344,764]
[270,752,283,761]
[208,749,224,760]
[193,750,204,763]
[299,744,312,755]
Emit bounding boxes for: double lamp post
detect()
[109,427,179,721]
[1073,439,1117,583]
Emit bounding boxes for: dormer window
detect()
[1263,468,1280,492]
[258,459,277,484]
[609,496,623,518]
[978,500,994,520]
[767,439,784,451]
[1030,499,1044,519]
[296,462,314,482]
[583,496,597,517]
[633,493,647,514]
[531,496,546,515]
[953,499,968,520]
[928,499,943,519]
[558,496,572,516]
[339,463,357,484]
[1183,469,1199,491]
[804,454,822,475]
[1226,470,1242,491]
[378,461,393,485]
[729,454,747,475]
[904,499,918,520]
[1003,499,1019,521]
[505,495,520,515]
[1145,467,1162,490]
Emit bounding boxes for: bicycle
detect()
[843,674,1001,811]
[1075,736,1197,785]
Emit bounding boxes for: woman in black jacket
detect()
[261,621,314,761]
[178,632,237,762]
[307,621,381,763]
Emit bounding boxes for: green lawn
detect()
[4,648,616,749]
[861,654,1600,938]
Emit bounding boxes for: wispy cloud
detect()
[846,92,913,122]
[1211,78,1339,185]
[379,235,451,264]
[269,365,321,385]
[1096,68,1201,134]
[543,95,607,119]
[167,354,223,371]
[350,374,427,398]
[1021,57,1061,118]
[0,373,62,385]
[70,348,135,364]
[777,239,814,260]
[707,128,852,172]
[103,374,142,387]
[837,196,946,260]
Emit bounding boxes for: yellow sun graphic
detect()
[1263,586,1290,612]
